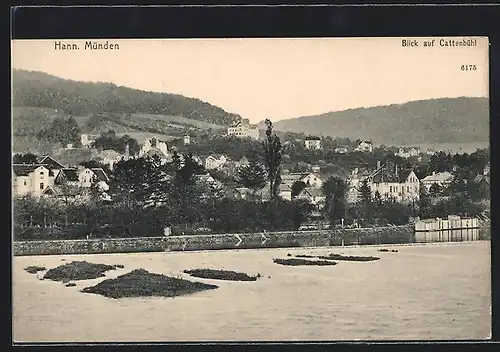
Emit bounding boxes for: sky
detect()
[11,37,489,123]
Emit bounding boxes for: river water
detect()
[13,241,491,342]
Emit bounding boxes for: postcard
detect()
[11,37,490,342]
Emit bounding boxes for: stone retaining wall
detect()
[13,225,415,256]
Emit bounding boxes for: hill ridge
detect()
[259,96,489,145]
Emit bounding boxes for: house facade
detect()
[281,172,323,190]
[140,137,169,158]
[297,187,326,206]
[394,147,421,159]
[278,183,293,201]
[346,167,371,203]
[420,171,454,191]
[13,164,54,197]
[12,156,67,198]
[205,154,227,170]
[369,164,420,202]
[355,140,373,153]
[95,149,124,170]
[335,146,348,154]
[227,121,260,140]
[305,137,322,150]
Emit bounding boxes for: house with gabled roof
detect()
[421,171,454,191]
[297,187,326,206]
[279,183,293,201]
[12,164,53,197]
[369,162,420,203]
[205,154,227,170]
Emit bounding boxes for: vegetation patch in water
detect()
[24,265,46,274]
[273,258,337,266]
[378,249,398,253]
[184,269,259,281]
[65,282,76,287]
[295,254,316,258]
[43,261,117,282]
[317,253,380,262]
[81,269,219,299]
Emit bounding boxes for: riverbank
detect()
[13,225,488,257]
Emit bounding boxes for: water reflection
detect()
[414,229,481,243]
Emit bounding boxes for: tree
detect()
[428,182,442,196]
[322,177,347,225]
[358,179,373,225]
[37,116,81,146]
[290,199,315,230]
[13,153,39,164]
[418,186,432,219]
[262,119,282,201]
[110,155,169,208]
[235,160,267,199]
[291,181,307,198]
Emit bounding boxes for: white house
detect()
[369,163,420,203]
[12,164,53,197]
[297,187,326,206]
[355,140,373,153]
[346,167,372,203]
[95,149,124,170]
[281,172,323,189]
[80,134,96,148]
[140,137,169,158]
[183,135,191,145]
[227,121,260,140]
[305,136,322,150]
[279,183,293,201]
[395,147,421,159]
[335,146,348,154]
[420,171,454,191]
[205,154,227,170]
[77,166,110,190]
[12,156,67,198]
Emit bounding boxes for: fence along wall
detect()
[13,225,415,256]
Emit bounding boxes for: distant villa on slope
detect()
[227,120,260,140]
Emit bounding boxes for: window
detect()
[23,180,27,186]
[40,171,44,179]
[389,186,393,192]
[39,183,44,190]
[407,186,410,192]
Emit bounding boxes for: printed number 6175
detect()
[461,64,477,71]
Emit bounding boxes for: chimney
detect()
[395,164,398,176]
[432,171,436,175]
[377,160,381,169]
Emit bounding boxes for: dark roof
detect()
[38,156,65,169]
[305,136,321,141]
[55,168,79,183]
[13,164,48,176]
[371,163,413,183]
[91,168,109,182]
[42,186,58,195]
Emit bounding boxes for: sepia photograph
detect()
[11,37,490,342]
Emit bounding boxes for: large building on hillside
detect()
[227,121,260,140]
[305,136,322,150]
